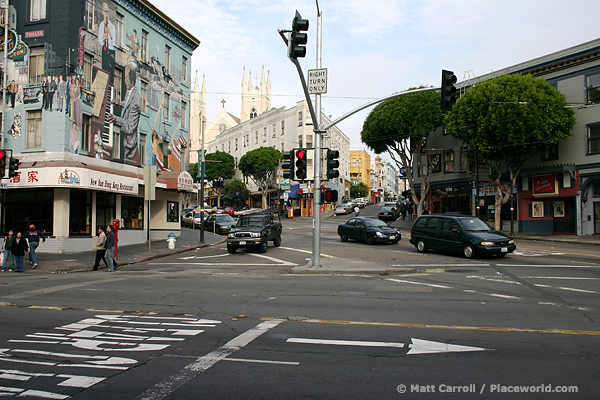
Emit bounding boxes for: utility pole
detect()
[312,2,323,268]
[1,0,9,147]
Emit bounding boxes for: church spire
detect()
[193,69,200,92]
[242,66,247,93]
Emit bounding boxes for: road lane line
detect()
[279,246,337,258]
[261,318,600,336]
[223,358,299,365]
[386,278,453,289]
[287,338,404,348]
[463,289,522,300]
[2,278,131,300]
[135,320,282,400]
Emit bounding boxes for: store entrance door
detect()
[96,193,116,230]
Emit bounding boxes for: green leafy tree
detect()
[224,179,250,207]
[361,88,444,215]
[189,163,199,182]
[204,151,235,207]
[238,147,283,209]
[350,182,369,199]
[445,74,576,230]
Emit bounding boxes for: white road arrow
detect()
[407,338,491,355]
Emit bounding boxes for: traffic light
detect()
[288,10,309,59]
[322,189,338,204]
[8,157,20,178]
[295,148,308,181]
[282,150,295,180]
[326,149,340,180]
[441,69,458,111]
[0,150,6,178]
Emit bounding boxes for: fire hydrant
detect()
[166,233,176,249]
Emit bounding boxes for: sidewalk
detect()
[4,229,226,274]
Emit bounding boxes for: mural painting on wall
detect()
[4,0,189,172]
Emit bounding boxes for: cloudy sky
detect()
[150,0,599,154]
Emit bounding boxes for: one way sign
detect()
[308,68,327,94]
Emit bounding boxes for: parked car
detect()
[223,207,239,216]
[227,212,282,253]
[181,205,198,218]
[334,203,353,215]
[383,201,400,218]
[409,214,516,258]
[378,206,397,221]
[203,213,237,234]
[181,211,210,228]
[234,207,262,217]
[337,216,401,245]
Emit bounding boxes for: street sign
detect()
[307,68,327,94]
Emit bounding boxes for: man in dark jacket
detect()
[104,225,116,271]
[24,225,46,269]
[11,231,29,273]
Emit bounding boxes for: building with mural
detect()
[0,0,199,252]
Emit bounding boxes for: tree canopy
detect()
[444,73,576,230]
[224,179,250,206]
[204,151,235,207]
[361,88,444,215]
[238,147,282,208]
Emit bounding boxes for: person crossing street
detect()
[24,225,47,269]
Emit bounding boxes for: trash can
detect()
[166,233,176,249]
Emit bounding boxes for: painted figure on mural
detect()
[47,76,56,111]
[57,75,67,112]
[42,76,48,110]
[7,80,18,109]
[65,76,71,116]
[106,62,140,163]
[72,78,82,130]
[98,1,115,79]
[126,29,140,60]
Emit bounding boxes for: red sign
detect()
[533,175,556,195]
[25,30,44,38]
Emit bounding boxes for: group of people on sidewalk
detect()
[93,225,118,272]
[1,225,46,273]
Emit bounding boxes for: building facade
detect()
[350,150,371,199]
[1,0,199,252]
[418,38,600,235]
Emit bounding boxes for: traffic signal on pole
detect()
[0,150,6,178]
[8,157,20,179]
[323,189,338,204]
[288,10,309,59]
[441,69,458,111]
[295,148,308,181]
[282,150,295,180]
[326,149,340,180]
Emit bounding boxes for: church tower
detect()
[241,65,272,122]
[189,70,207,164]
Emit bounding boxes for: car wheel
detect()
[365,234,375,245]
[416,239,428,253]
[227,245,236,254]
[258,240,268,253]
[340,233,348,242]
[273,235,282,247]
[463,244,476,259]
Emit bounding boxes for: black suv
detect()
[409,214,516,258]
[227,212,282,253]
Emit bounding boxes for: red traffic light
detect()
[0,150,5,159]
[296,149,305,159]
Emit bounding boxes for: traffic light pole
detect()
[312,5,323,268]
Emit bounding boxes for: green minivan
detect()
[409,214,516,258]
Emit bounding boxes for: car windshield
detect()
[363,219,389,228]
[458,217,492,231]
[380,207,394,212]
[237,217,267,227]
[216,215,235,222]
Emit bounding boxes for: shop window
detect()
[29,52,45,84]
[96,193,116,229]
[82,115,91,153]
[444,151,455,173]
[141,30,149,62]
[122,196,144,229]
[27,110,43,149]
[167,201,179,223]
[114,68,123,103]
[140,80,148,113]
[30,0,47,21]
[70,190,92,236]
[3,189,53,235]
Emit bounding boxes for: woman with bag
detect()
[11,231,29,273]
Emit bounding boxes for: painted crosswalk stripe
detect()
[286,338,404,348]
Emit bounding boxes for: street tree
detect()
[238,147,283,209]
[224,179,250,208]
[445,73,576,230]
[361,88,444,215]
[204,151,235,207]
[350,182,369,199]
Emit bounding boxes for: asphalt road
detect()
[1,205,598,399]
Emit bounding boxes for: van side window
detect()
[427,217,445,230]
[414,218,428,228]
[445,219,459,231]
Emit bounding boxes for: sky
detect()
[150,0,600,159]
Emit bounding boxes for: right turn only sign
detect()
[308,68,327,94]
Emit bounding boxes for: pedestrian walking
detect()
[93,226,108,271]
[400,203,407,220]
[104,225,116,271]
[11,232,28,273]
[2,230,15,272]
[407,203,414,220]
[354,205,360,217]
[24,224,46,269]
